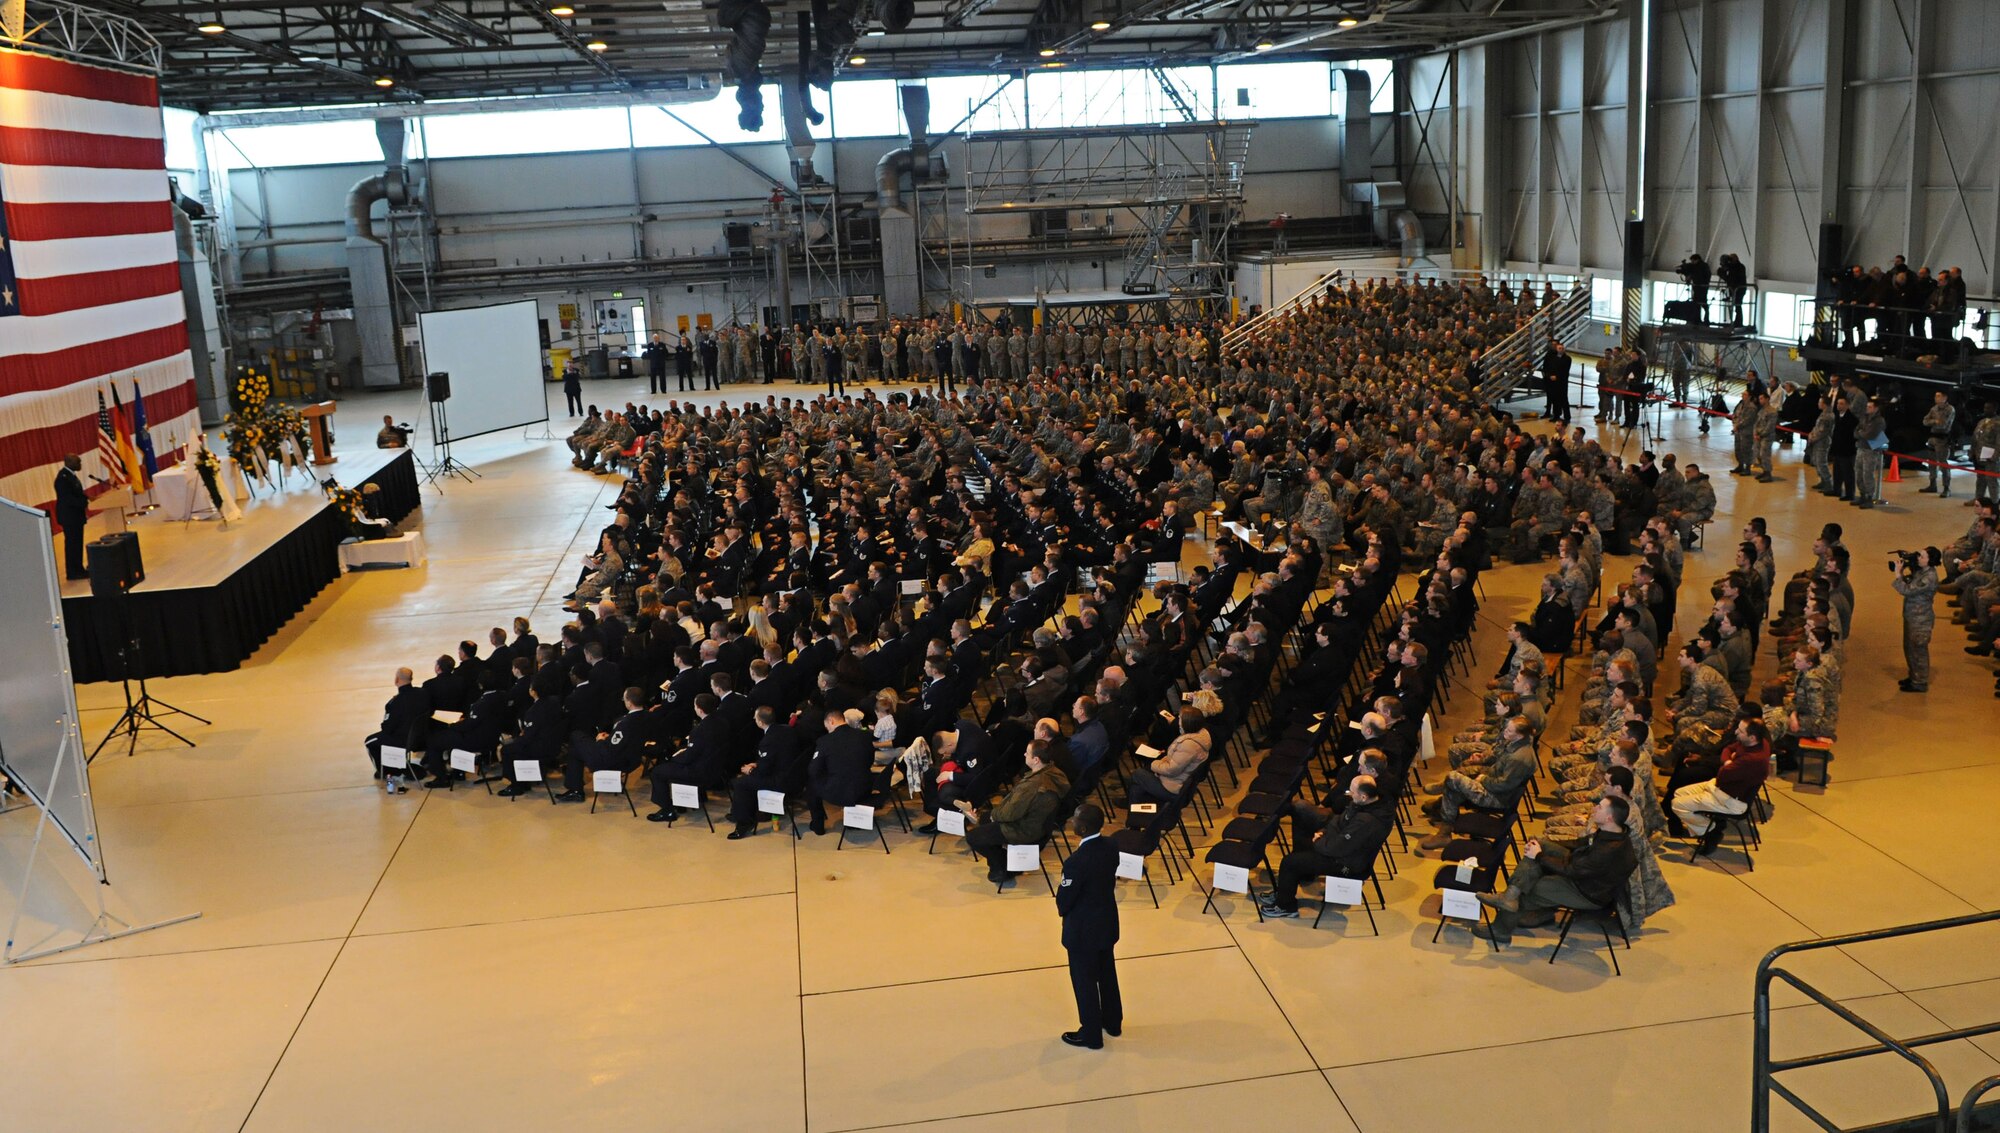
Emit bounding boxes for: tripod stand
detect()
[89,635,208,762]
[420,390,479,488]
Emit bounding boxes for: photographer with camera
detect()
[1676,252,1711,324]
[376,414,412,449]
[1891,547,1941,693]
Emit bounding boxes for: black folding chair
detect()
[1547,902,1630,974]
[1110,801,1186,909]
[1311,848,1387,936]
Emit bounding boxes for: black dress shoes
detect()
[727,826,755,840]
[1104,1024,1121,1038]
[1061,1031,1103,1050]
[496,783,532,797]
[554,789,585,802]
[646,809,674,822]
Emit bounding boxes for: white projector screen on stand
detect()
[417,299,547,442]
[0,497,102,877]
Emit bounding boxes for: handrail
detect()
[1225,266,1593,354]
[1959,1076,2000,1133]
[1475,280,1594,404]
[1754,909,2000,1133]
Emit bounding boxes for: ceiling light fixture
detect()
[1253,38,1274,50]
[866,28,885,36]
[585,37,609,51]
[1089,19,1111,30]
[1038,47,1057,57]
[549,4,576,15]
[374,76,396,87]
[848,54,867,65]
[1041,60,1064,68]
[196,18,226,35]
[1337,16,1359,27]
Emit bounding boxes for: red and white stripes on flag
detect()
[0,48,200,509]
[93,389,125,488]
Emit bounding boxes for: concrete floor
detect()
[3,375,1997,1132]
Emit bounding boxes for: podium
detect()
[302,401,337,465]
[85,488,133,538]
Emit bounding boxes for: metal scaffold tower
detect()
[960,117,1253,320]
[796,183,846,321]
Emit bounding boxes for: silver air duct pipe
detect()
[877,84,943,317]
[346,117,411,390]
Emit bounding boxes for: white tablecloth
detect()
[153,460,249,520]
[340,531,427,570]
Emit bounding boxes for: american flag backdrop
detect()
[0,47,200,509]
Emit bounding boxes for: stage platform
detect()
[61,448,420,683]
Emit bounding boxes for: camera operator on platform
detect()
[1676,252,1712,323]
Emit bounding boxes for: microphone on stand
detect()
[88,474,109,486]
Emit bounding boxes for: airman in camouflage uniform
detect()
[1854,398,1887,507]
[1920,391,1957,497]
[1729,392,1757,474]
[1753,391,1780,482]
[1807,396,1835,490]
[1892,553,1937,691]
[1293,465,1341,548]
[1972,402,2000,504]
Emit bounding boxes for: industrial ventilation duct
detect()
[1333,67,1424,252]
[876,84,946,317]
[346,117,411,390]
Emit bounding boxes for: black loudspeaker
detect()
[88,531,144,597]
[879,0,914,32]
[1815,222,1844,300]
[1623,218,1646,288]
[426,371,452,402]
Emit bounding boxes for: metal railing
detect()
[1475,280,1594,404]
[1754,909,2000,1133]
[1222,265,1591,354]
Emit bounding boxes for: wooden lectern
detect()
[302,401,337,465]
[85,487,134,538]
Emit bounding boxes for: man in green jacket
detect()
[961,740,1070,884]
[1479,797,1639,945]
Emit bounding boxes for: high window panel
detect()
[1216,62,1333,119]
[1757,291,1804,343]
[924,74,1028,133]
[213,119,392,167]
[422,107,631,157]
[830,79,904,139]
[162,106,200,174]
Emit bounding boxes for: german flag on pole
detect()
[111,382,147,491]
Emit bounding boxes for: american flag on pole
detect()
[0,47,200,508]
[93,389,126,487]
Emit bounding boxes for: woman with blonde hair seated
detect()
[871,689,904,767]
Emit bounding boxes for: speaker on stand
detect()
[84,533,207,762]
[421,371,479,488]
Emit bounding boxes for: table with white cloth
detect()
[339,530,427,570]
[154,460,249,520]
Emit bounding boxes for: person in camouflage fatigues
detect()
[1892,551,1938,692]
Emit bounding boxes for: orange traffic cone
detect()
[1885,455,1902,483]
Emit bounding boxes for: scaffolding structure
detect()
[1650,324,1777,415]
[795,183,849,322]
[959,118,1252,321]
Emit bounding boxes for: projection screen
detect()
[416,299,548,442]
[0,497,103,876]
